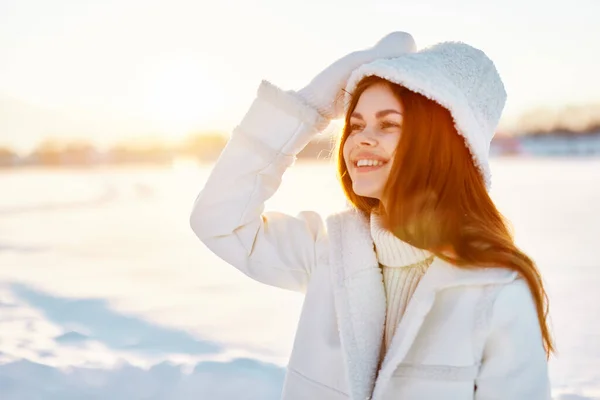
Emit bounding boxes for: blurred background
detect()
[1,0,599,399]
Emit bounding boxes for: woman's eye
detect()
[380,121,401,130]
[349,124,363,132]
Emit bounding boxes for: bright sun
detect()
[140,53,226,138]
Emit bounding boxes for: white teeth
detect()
[356,159,384,167]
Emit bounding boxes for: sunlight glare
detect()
[140,54,226,137]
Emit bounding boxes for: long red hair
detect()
[337,76,554,356]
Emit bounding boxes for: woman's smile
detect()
[353,160,387,173]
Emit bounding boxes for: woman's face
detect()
[343,82,404,201]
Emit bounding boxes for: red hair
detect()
[337,76,554,356]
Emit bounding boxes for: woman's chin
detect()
[352,184,382,200]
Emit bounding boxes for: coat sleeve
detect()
[475,279,552,399]
[189,80,331,293]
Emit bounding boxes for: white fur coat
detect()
[190,80,551,399]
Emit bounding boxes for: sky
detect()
[1,0,599,151]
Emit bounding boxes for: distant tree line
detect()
[0,132,229,168]
[515,104,600,136]
[1,109,600,168]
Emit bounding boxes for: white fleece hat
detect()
[344,41,507,190]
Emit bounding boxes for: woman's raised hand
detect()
[297,31,416,120]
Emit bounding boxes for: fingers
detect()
[369,31,417,59]
[374,32,416,51]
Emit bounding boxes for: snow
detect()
[0,358,284,400]
[0,159,599,399]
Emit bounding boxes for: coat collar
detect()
[327,208,385,400]
[326,209,518,400]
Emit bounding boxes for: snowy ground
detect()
[0,158,599,399]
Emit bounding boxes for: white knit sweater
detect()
[370,213,435,354]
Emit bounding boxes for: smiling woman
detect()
[139,54,226,137]
[190,32,554,400]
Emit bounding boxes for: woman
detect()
[190,32,554,399]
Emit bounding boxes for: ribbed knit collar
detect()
[370,212,433,268]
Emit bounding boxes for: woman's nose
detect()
[357,130,377,146]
